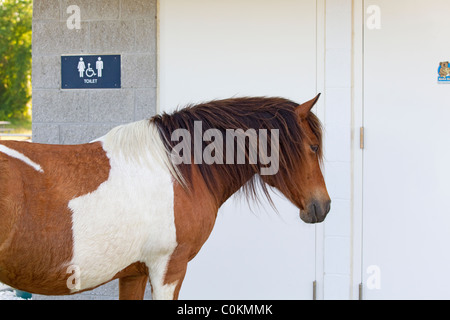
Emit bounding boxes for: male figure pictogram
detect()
[96,57,104,78]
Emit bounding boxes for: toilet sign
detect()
[61,55,121,89]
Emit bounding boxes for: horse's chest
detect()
[68,157,177,291]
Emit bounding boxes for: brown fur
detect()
[164,165,220,299]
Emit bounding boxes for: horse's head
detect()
[262,94,331,224]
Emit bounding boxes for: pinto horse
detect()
[0,94,330,300]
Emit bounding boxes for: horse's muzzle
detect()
[300,199,331,224]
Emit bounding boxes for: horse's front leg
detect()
[119,275,148,300]
[148,249,189,300]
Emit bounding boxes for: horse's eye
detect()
[310,145,319,153]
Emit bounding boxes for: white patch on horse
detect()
[0,145,43,173]
[68,120,178,299]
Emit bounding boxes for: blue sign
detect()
[61,55,121,89]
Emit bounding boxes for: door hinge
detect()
[359,283,363,300]
[313,281,317,300]
[360,127,365,149]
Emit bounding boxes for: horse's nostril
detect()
[311,199,331,223]
[307,202,318,223]
[312,203,318,221]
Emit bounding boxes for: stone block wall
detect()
[31,0,157,299]
[32,0,157,145]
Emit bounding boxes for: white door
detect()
[362,0,450,299]
[159,0,320,299]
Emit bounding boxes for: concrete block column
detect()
[32,0,157,145]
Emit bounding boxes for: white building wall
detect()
[322,0,354,299]
[29,0,356,300]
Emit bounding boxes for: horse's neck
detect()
[182,162,252,209]
[204,166,257,209]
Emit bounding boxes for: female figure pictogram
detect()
[77,58,85,78]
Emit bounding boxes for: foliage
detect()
[0,0,32,120]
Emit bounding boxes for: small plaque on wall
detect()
[438,61,450,84]
[61,55,121,89]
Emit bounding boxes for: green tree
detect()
[0,0,32,120]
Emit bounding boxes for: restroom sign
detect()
[61,55,121,89]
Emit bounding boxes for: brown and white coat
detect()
[0,96,330,299]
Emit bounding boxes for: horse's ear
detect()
[296,93,321,118]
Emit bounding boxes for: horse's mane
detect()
[151,97,323,205]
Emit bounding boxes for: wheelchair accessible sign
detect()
[61,55,121,89]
